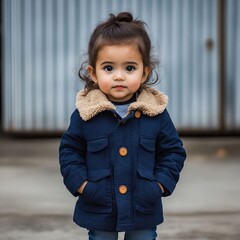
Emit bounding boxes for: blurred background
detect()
[1,0,240,135]
[1,0,240,239]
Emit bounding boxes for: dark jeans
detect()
[88,227,157,240]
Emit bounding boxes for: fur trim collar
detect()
[76,87,168,121]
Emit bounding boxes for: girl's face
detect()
[88,44,151,102]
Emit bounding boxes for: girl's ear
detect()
[87,65,97,83]
[141,66,151,83]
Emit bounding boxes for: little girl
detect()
[59,12,186,240]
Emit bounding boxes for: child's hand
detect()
[78,181,88,194]
[157,182,165,194]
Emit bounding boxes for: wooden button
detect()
[119,147,128,156]
[135,111,141,118]
[119,185,127,194]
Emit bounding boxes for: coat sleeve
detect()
[155,109,186,197]
[59,109,87,196]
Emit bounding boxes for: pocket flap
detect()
[87,138,108,152]
[137,167,155,181]
[140,138,155,152]
[88,168,111,181]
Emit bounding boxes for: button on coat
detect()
[134,110,141,118]
[119,147,128,156]
[119,185,128,194]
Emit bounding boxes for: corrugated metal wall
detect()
[225,0,240,129]
[2,0,240,133]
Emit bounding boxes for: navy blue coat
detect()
[59,87,186,231]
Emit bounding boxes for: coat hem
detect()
[74,216,164,232]
[115,218,164,232]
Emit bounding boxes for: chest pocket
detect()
[87,137,109,170]
[138,137,156,170]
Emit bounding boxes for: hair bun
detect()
[109,12,133,23]
[117,12,133,22]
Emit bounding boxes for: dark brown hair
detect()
[78,12,159,90]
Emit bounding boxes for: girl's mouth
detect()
[113,85,126,90]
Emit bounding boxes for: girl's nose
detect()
[113,71,124,81]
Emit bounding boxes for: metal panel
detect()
[3,0,78,132]
[155,0,219,129]
[2,0,220,132]
[225,0,240,129]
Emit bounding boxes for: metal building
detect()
[2,0,240,135]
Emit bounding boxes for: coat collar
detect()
[76,87,168,121]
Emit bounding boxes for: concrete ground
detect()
[0,136,240,240]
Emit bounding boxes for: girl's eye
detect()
[126,66,135,72]
[104,66,113,72]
